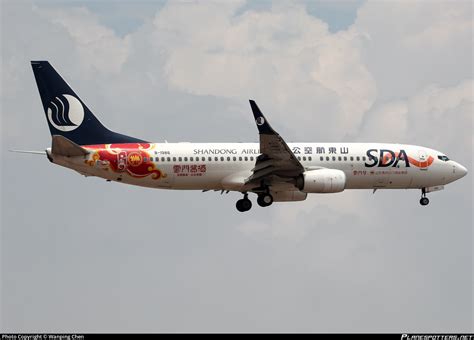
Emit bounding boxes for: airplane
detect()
[13,61,468,212]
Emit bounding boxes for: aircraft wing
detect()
[245,100,304,186]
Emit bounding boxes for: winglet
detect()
[249,100,276,135]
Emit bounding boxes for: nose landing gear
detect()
[420,197,429,206]
[420,188,430,206]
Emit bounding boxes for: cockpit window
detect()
[437,155,450,162]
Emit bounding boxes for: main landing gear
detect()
[236,192,274,212]
[236,193,252,212]
[419,188,430,206]
[257,193,273,207]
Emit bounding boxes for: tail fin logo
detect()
[47,94,84,132]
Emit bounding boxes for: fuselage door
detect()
[418,150,428,170]
[117,151,127,171]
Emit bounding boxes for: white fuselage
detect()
[49,142,467,194]
[29,62,468,209]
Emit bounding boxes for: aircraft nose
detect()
[454,162,468,179]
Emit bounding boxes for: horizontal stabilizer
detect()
[51,135,89,157]
[9,149,46,155]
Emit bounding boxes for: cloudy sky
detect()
[1,0,472,332]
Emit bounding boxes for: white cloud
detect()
[354,1,473,101]
[360,80,473,153]
[40,7,131,74]
[150,1,376,140]
[360,101,408,142]
[237,190,371,242]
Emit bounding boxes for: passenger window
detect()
[362,156,366,161]
[161,157,165,162]
[320,156,324,161]
[250,157,254,161]
[167,157,171,162]
[326,156,330,161]
[202,157,205,161]
[244,157,248,161]
[350,156,354,161]
[239,157,242,161]
[344,156,347,161]
[208,157,212,162]
[144,157,148,162]
[338,156,341,161]
[233,157,236,161]
[178,157,182,162]
[215,157,218,161]
[356,156,360,161]
[308,156,312,161]
[183,157,187,161]
[227,157,231,161]
[297,156,301,161]
[173,157,176,162]
[332,156,336,161]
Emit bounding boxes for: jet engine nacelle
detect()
[296,169,346,193]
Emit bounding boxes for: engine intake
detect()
[296,169,346,193]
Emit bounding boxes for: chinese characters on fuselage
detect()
[173,164,207,176]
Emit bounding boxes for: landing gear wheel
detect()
[236,198,252,212]
[420,197,429,206]
[257,194,273,207]
[419,188,429,206]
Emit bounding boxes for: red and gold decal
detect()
[128,152,143,167]
[84,143,165,180]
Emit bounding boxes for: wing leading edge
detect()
[246,100,304,187]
